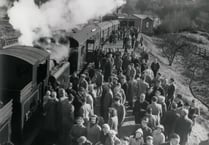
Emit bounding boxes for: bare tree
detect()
[160,34,188,66]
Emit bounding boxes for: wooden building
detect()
[133,14,154,35]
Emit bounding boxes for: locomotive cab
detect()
[0,45,50,145]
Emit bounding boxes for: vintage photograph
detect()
[0,0,209,145]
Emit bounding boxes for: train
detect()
[0,20,119,145]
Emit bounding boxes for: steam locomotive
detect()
[0,20,119,145]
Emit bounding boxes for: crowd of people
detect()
[42,28,201,145]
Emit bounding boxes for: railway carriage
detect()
[0,46,50,144]
[98,21,113,45]
[0,19,122,144]
[68,24,101,74]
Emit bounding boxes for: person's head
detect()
[59,88,65,97]
[51,91,57,98]
[102,124,110,134]
[155,90,161,97]
[135,128,143,139]
[156,125,164,133]
[88,84,94,92]
[147,107,153,115]
[113,76,119,85]
[171,102,178,110]
[79,87,86,96]
[80,96,87,105]
[114,94,121,104]
[169,78,175,84]
[169,133,180,145]
[155,80,161,87]
[77,136,87,145]
[152,96,158,103]
[108,130,117,138]
[109,108,117,117]
[81,73,86,79]
[68,82,73,89]
[154,58,158,63]
[146,136,153,145]
[191,99,196,107]
[73,71,77,77]
[108,53,112,58]
[68,94,74,103]
[141,117,149,127]
[130,63,134,67]
[139,93,146,102]
[46,90,51,96]
[76,117,84,125]
[90,115,97,124]
[120,75,126,84]
[184,102,190,110]
[180,109,189,118]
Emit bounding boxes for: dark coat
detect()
[161,110,179,137]
[101,88,113,122]
[133,100,149,124]
[175,117,193,145]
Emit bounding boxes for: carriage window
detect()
[37,61,47,84]
[146,22,149,28]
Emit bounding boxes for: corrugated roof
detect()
[0,45,49,65]
[110,20,120,25]
[117,14,136,20]
[69,24,100,46]
[98,21,112,31]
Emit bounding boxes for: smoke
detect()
[8,0,50,45]
[0,0,9,7]
[8,0,126,46]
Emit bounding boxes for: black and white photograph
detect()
[0,0,209,145]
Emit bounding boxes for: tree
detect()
[160,34,188,66]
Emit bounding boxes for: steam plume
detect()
[0,0,9,7]
[8,0,126,46]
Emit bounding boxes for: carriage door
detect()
[86,39,95,63]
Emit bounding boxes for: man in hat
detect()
[111,94,126,128]
[98,124,111,145]
[93,69,104,99]
[70,117,87,144]
[78,74,88,91]
[174,109,193,145]
[166,78,176,109]
[153,124,165,145]
[70,71,79,91]
[161,133,180,145]
[145,108,157,130]
[127,74,137,108]
[144,136,154,145]
[129,128,144,145]
[113,83,126,105]
[104,130,121,145]
[80,96,93,123]
[87,115,101,144]
[77,136,92,145]
[151,59,160,78]
[133,93,149,124]
[147,96,162,124]
[57,88,74,145]
[134,118,152,141]
[104,54,114,82]
[136,76,149,101]
[161,103,179,138]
